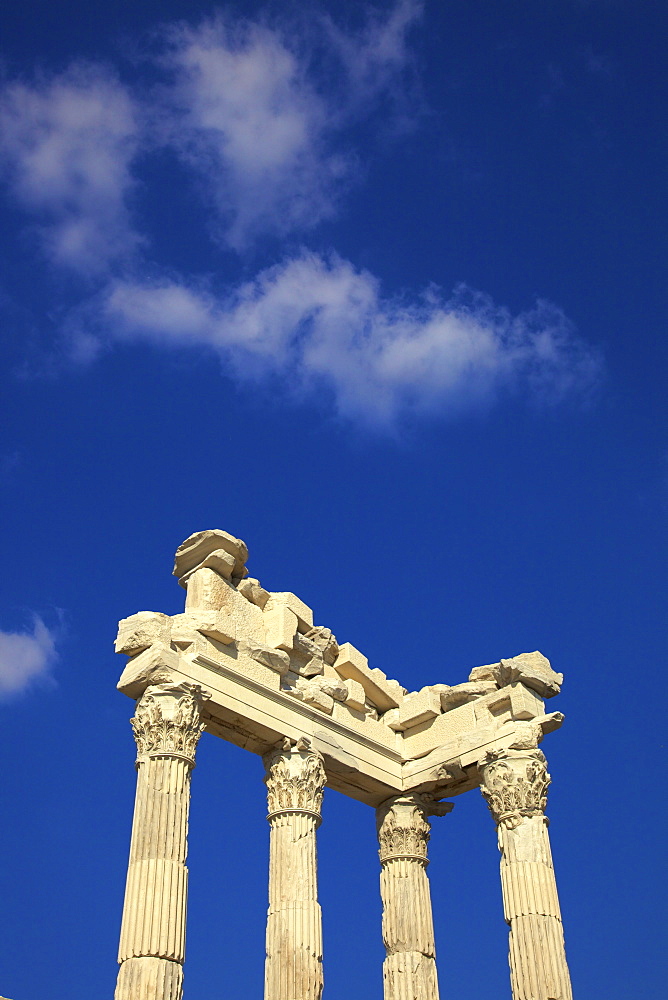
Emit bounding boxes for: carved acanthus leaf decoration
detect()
[131,683,207,763]
[480,749,550,829]
[264,738,326,815]
[376,793,451,863]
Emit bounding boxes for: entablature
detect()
[115,530,564,807]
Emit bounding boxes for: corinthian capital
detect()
[264,737,327,817]
[480,748,550,829]
[376,793,453,863]
[130,682,209,764]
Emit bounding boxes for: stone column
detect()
[115,682,208,1000]
[480,731,572,1000]
[376,793,452,1000]
[264,737,327,1000]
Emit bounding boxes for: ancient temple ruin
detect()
[113,529,572,1000]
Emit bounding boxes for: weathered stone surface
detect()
[116,531,569,798]
[281,674,334,714]
[333,643,401,711]
[264,604,298,652]
[480,745,572,1000]
[376,794,452,1000]
[292,633,325,677]
[237,576,270,609]
[173,529,248,584]
[497,651,563,698]
[342,677,366,712]
[316,676,348,701]
[380,707,403,732]
[117,643,182,700]
[398,687,442,729]
[183,566,233,610]
[468,663,500,684]
[172,610,235,645]
[243,642,291,676]
[264,740,326,1000]
[264,591,313,631]
[439,680,497,711]
[302,684,334,714]
[305,626,339,665]
[115,612,171,656]
[113,528,572,1000]
[116,683,208,1000]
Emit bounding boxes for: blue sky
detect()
[0,1,666,997]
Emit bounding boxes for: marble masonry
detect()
[114,529,573,1000]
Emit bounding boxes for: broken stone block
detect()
[316,676,348,701]
[343,677,366,712]
[174,529,248,584]
[281,674,334,714]
[302,683,334,714]
[171,610,235,645]
[264,605,298,652]
[381,707,403,732]
[380,675,405,701]
[468,663,500,685]
[169,622,203,652]
[243,643,291,676]
[399,687,442,729]
[305,626,339,665]
[291,633,325,677]
[439,680,497,711]
[497,651,563,698]
[508,682,545,720]
[264,592,314,632]
[237,577,270,609]
[333,643,401,711]
[281,671,302,697]
[117,643,182,699]
[115,612,171,656]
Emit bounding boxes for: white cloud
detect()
[0,4,423,262]
[0,3,601,430]
[0,616,57,698]
[158,2,422,248]
[96,251,600,426]
[0,64,140,275]
[323,0,423,112]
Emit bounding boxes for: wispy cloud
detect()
[322,0,422,117]
[0,4,422,263]
[0,616,57,698]
[88,251,600,426]
[0,2,602,429]
[0,64,140,275]
[157,1,422,248]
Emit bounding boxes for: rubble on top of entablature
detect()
[304,626,339,665]
[497,651,562,698]
[115,609,237,658]
[173,529,249,587]
[117,530,565,736]
[437,680,498,711]
[465,652,563,699]
[331,642,403,712]
[291,633,325,677]
[280,671,354,716]
[468,663,499,683]
[115,611,171,656]
[263,591,313,632]
[237,576,270,609]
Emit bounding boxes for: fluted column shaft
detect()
[264,738,327,1000]
[376,793,452,1000]
[480,744,572,1000]
[115,683,207,1000]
